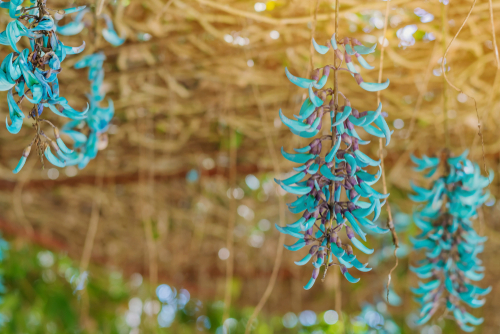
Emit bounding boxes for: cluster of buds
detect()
[410,151,493,331]
[1,0,88,173]
[275,33,392,289]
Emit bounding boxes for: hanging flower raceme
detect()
[1,0,88,173]
[58,53,114,168]
[52,11,124,168]
[274,34,393,290]
[410,150,493,332]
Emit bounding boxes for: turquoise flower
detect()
[275,34,391,289]
[410,150,493,331]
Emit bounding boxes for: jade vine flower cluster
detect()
[410,150,493,331]
[1,0,87,173]
[59,53,114,168]
[52,11,125,167]
[274,34,392,289]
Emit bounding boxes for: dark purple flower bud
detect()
[312,267,320,279]
[334,181,341,190]
[346,245,353,256]
[350,189,358,199]
[337,151,345,159]
[319,206,328,216]
[345,225,355,239]
[311,141,323,155]
[352,138,359,151]
[310,138,321,148]
[326,161,334,169]
[345,119,354,130]
[340,264,347,275]
[322,66,330,77]
[344,180,352,190]
[359,111,368,117]
[329,232,338,243]
[348,176,358,186]
[303,210,312,220]
[347,202,356,212]
[334,203,342,214]
[346,163,352,175]
[336,238,342,248]
[306,112,317,126]
[312,69,320,82]
[307,179,315,189]
[309,245,319,255]
[352,108,359,117]
[341,133,352,145]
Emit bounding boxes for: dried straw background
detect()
[1,0,500,331]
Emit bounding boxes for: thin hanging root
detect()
[440,0,489,182]
[376,0,399,301]
[386,248,399,302]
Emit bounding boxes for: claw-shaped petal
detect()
[312,38,329,54]
[359,79,390,92]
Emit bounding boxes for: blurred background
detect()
[0,0,500,333]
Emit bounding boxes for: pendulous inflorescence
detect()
[52,10,125,168]
[274,34,393,289]
[1,0,87,173]
[410,150,493,332]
